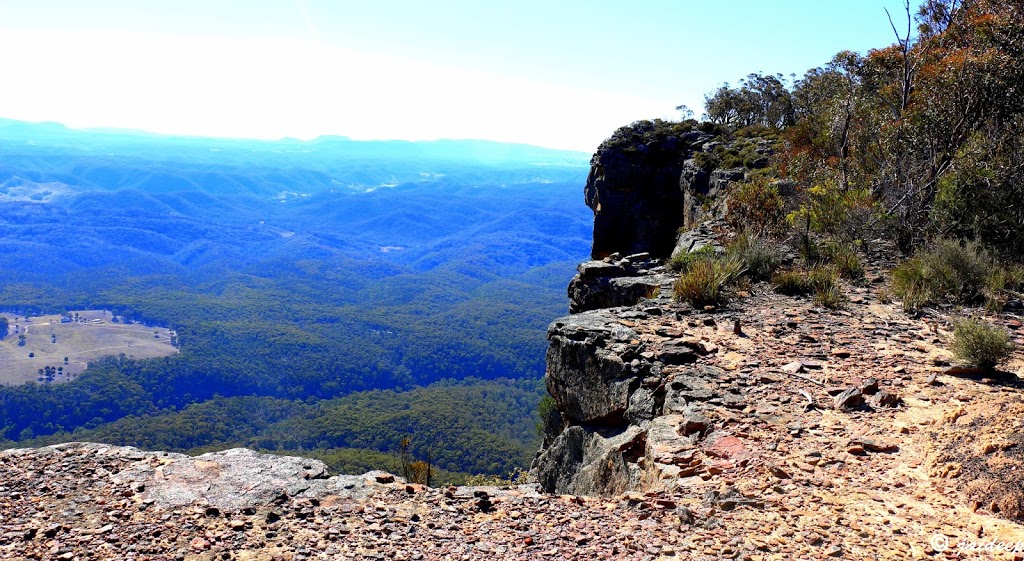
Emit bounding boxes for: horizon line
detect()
[0,116,595,156]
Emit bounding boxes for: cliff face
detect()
[583,120,772,261]
[530,120,1024,554]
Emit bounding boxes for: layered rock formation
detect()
[584,120,771,259]
[530,119,1024,556]
[566,254,672,314]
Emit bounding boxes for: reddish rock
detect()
[705,436,749,462]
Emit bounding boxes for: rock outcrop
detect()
[1,443,381,511]
[584,120,773,260]
[520,116,1024,560]
[566,253,672,314]
[531,249,1024,556]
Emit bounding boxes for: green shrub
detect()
[890,258,933,312]
[693,151,721,172]
[727,232,782,281]
[986,269,1011,312]
[1010,265,1024,290]
[786,181,877,241]
[822,239,864,281]
[720,151,745,170]
[951,318,1016,370]
[726,178,786,234]
[536,394,562,445]
[798,235,825,267]
[602,119,699,154]
[669,245,717,273]
[810,267,845,309]
[772,267,845,308]
[890,239,999,312]
[673,256,742,306]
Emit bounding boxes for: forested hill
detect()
[0,120,592,479]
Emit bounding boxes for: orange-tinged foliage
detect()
[773,0,1024,251]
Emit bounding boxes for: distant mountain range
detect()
[0,117,595,478]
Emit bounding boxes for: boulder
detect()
[568,274,670,314]
[110,447,376,510]
[568,255,671,314]
[531,425,645,495]
[545,311,644,424]
[671,220,725,259]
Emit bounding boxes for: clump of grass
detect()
[673,256,742,306]
[809,267,845,309]
[727,232,782,281]
[772,270,813,295]
[771,267,845,309]
[669,245,717,273]
[798,236,863,279]
[798,235,824,267]
[1008,265,1024,291]
[822,239,864,281]
[890,260,933,312]
[951,317,1016,370]
[891,239,999,312]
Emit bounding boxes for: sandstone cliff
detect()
[584,120,772,261]
[529,120,1024,554]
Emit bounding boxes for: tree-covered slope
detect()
[0,121,591,477]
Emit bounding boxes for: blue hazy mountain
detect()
[0,118,593,470]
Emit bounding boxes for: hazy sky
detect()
[0,1,909,151]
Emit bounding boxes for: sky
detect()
[0,1,910,152]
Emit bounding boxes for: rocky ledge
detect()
[0,443,713,560]
[530,233,1024,557]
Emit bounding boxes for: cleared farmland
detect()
[0,310,178,386]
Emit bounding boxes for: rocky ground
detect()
[532,250,1024,560]
[4,261,1024,560]
[1,444,722,561]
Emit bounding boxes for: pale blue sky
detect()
[0,1,908,151]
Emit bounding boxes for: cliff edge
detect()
[530,120,1024,555]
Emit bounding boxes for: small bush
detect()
[891,239,998,312]
[822,239,864,281]
[536,394,562,446]
[890,258,933,311]
[728,233,782,281]
[693,151,721,172]
[797,235,825,267]
[772,267,845,308]
[986,269,1011,312]
[786,181,877,241]
[810,268,845,309]
[726,178,786,234]
[951,318,1016,370]
[1008,265,1024,291]
[673,256,742,306]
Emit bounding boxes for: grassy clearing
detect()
[0,310,178,386]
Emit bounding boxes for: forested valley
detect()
[0,120,592,482]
